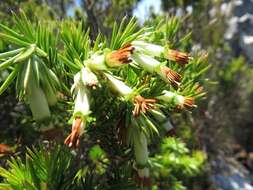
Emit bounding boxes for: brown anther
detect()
[181,97,195,108]
[107,44,135,67]
[167,49,190,66]
[132,95,156,116]
[160,66,181,89]
[64,117,83,148]
[175,97,195,110]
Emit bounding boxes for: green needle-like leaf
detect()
[0,33,30,46]
[0,67,19,95]
[0,48,25,59]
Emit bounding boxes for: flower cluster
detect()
[64,37,198,186]
[0,15,208,188]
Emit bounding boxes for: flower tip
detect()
[166,49,190,66]
[183,97,196,108]
[106,44,134,67]
[132,95,156,116]
[64,117,84,148]
[160,66,181,88]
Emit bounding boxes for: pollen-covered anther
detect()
[132,95,156,116]
[167,49,190,66]
[160,66,181,88]
[183,97,195,108]
[106,44,135,67]
[64,117,83,148]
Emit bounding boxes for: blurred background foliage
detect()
[1,0,253,189]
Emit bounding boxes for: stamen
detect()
[132,95,156,116]
[106,44,135,67]
[64,117,83,148]
[160,66,181,88]
[166,49,190,66]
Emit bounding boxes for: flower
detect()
[132,52,181,88]
[133,132,151,187]
[71,67,98,93]
[157,90,195,109]
[80,67,99,88]
[28,81,51,121]
[104,73,156,117]
[132,40,190,66]
[165,49,190,66]
[132,95,156,116]
[104,73,133,97]
[65,77,91,148]
[158,66,181,89]
[132,40,164,57]
[131,52,160,73]
[105,44,134,67]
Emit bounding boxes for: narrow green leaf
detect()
[0,33,30,46]
[33,59,40,87]
[23,59,32,91]
[0,52,23,71]
[35,48,47,57]
[0,48,25,59]
[14,45,36,63]
[58,54,80,72]
[0,67,19,95]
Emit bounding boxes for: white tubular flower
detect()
[131,52,160,73]
[85,53,108,71]
[81,67,99,88]
[133,132,151,186]
[132,53,181,88]
[132,40,164,57]
[71,67,98,93]
[157,90,195,109]
[73,87,90,117]
[28,82,51,121]
[104,73,133,97]
[65,72,91,148]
